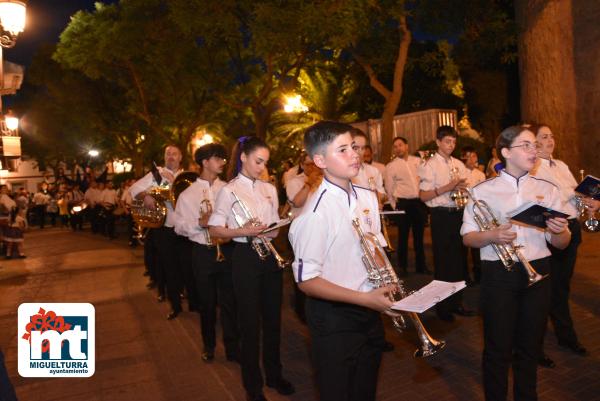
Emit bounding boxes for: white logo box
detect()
[18,303,95,378]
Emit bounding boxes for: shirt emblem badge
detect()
[362,209,372,227]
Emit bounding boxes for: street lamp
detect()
[4,108,17,130]
[283,94,308,114]
[0,0,26,113]
[88,149,99,158]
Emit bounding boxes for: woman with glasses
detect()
[461,125,571,401]
[530,123,598,368]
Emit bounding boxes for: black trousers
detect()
[481,258,551,401]
[430,207,465,314]
[306,297,385,401]
[144,228,159,284]
[154,226,181,312]
[176,236,199,311]
[0,349,17,401]
[395,198,427,271]
[192,242,239,356]
[34,205,46,228]
[232,243,283,396]
[545,218,582,345]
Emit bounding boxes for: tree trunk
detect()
[515,0,600,174]
[253,105,270,140]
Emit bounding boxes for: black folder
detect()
[574,175,600,200]
[507,202,569,229]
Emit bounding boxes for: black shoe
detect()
[452,306,477,317]
[538,354,556,368]
[558,340,587,356]
[201,350,214,362]
[189,304,200,313]
[4,255,11,260]
[245,392,268,401]
[18,254,27,259]
[266,377,295,395]
[382,341,395,352]
[166,310,179,320]
[437,312,455,322]
[157,294,165,302]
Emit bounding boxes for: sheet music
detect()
[391,280,466,313]
[259,218,293,234]
[380,210,406,215]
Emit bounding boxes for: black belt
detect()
[431,206,462,212]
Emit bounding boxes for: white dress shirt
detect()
[465,167,486,188]
[209,174,279,243]
[175,178,226,244]
[289,178,385,292]
[129,167,181,227]
[352,163,385,195]
[370,161,386,176]
[84,188,101,206]
[461,170,564,262]
[100,189,118,206]
[531,158,579,218]
[384,155,421,208]
[418,152,468,208]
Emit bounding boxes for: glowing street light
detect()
[4,109,17,130]
[0,0,26,42]
[283,94,308,113]
[88,149,99,158]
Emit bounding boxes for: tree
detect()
[54,0,222,169]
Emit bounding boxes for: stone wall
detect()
[515,0,600,175]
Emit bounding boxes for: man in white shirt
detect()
[100,181,119,239]
[84,181,101,233]
[129,145,183,320]
[363,144,386,176]
[419,126,475,322]
[32,184,50,229]
[385,137,430,275]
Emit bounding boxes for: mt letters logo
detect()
[18,303,95,377]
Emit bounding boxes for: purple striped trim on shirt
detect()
[298,258,304,282]
[312,189,327,212]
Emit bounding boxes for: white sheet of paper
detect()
[391,280,467,313]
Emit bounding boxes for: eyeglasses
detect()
[509,142,540,152]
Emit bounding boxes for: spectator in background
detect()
[32,183,50,229]
[5,207,28,259]
[363,144,386,176]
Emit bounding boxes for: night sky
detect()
[4,0,119,66]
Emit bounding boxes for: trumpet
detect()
[449,166,469,209]
[200,199,225,262]
[230,191,289,268]
[352,218,445,358]
[466,188,546,286]
[575,170,599,233]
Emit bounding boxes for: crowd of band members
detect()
[126,121,598,401]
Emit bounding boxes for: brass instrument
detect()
[172,171,200,207]
[466,188,546,287]
[230,191,289,268]
[352,218,445,358]
[449,166,469,209]
[200,198,225,262]
[368,177,394,252]
[130,185,172,228]
[576,170,599,233]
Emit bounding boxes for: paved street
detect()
[1,225,599,401]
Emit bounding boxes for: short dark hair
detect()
[393,137,408,145]
[194,143,227,166]
[349,127,369,142]
[460,145,476,159]
[436,125,457,141]
[364,144,373,152]
[496,125,531,164]
[304,121,354,157]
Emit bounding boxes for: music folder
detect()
[507,201,569,229]
[259,218,293,234]
[391,280,466,313]
[574,175,600,200]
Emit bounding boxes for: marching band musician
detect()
[174,143,240,364]
[418,125,475,322]
[461,125,570,401]
[349,128,385,197]
[129,145,183,320]
[99,181,118,239]
[208,136,294,401]
[289,121,393,401]
[418,126,475,322]
[384,137,430,275]
[530,124,598,367]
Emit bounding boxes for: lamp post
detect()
[0,0,26,113]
